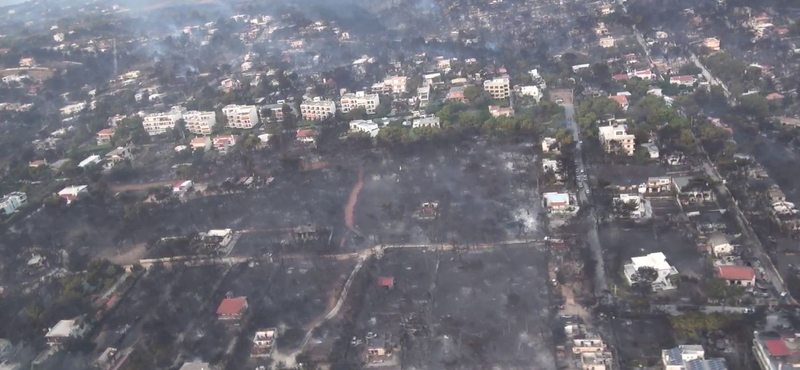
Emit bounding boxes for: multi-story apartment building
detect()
[263,100,287,122]
[378,76,407,94]
[223,105,259,129]
[143,106,186,136]
[300,98,337,120]
[598,124,636,156]
[341,91,380,115]
[183,110,216,135]
[417,85,431,107]
[483,76,511,100]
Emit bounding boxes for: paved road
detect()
[563,102,610,300]
[690,53,733,100]
[656,305,752,316]
[701,162,789,298]
[686,53,787,299]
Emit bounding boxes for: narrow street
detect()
[562,99,610,301]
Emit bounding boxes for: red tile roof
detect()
[97,128,115,136]
[297,129,316,138]
[765,339,791,357]
[608,95,629,107]
[717,265,755,281]
[613,74,629,81]
[671,75,695,83]
[377,277,394,287]
[216,297,247,315]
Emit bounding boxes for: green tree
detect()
[376,126,410,147]
[463,86,489,107]
[631,266,658,296]
[737,94,769,119]
[344,107,367,121]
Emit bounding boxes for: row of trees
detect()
[349,100,565,148]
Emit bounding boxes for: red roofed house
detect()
[489,105,515,118]
[753,333,800,370]
[377,277,395,289]
[633,69,654,80]
[764,339,790,357]
[96,128,115,145]
[623,53,639,64]
[217,297,248,321]
[608,95,629,111]
[613,74,629,82]
[717,265,755,287]
[766,93,784,101]
[212,134,237,155]
[296,128,318,145]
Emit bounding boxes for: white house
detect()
[412,116,440,128]
[623,252,679,290]
[59,102,86,116]
[103,147,134,170]
[45,319,87,346]
[543,192,577,214]
[173,180,193,194]
[0,192,27,215]
[78,155,102,168]
[670,75,696,87]
[519,85,542,102]
[349,120,380,137]
[708,233,733,257]
[58,185,88,204]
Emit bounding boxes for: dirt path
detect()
[339,167,364,248]
[344,167,364,232]
[110,180,175,192]
[103,243,148,265]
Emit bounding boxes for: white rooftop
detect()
[45,320,77,338]
[543,192,569,204]
[631,252,672,271]
[179,362,212,370]
[207,229,232,237]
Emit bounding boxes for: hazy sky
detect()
[0,0,27,8]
